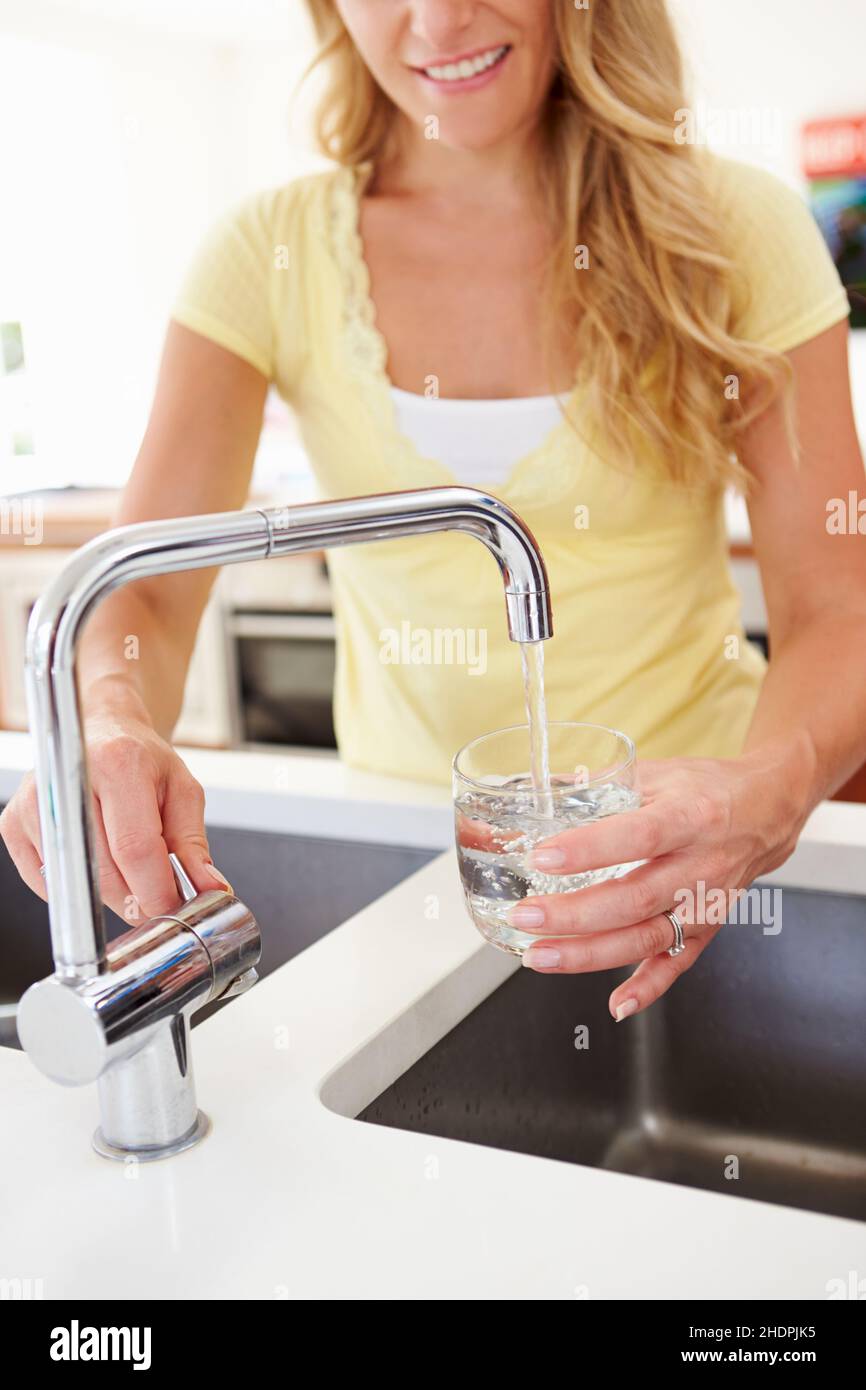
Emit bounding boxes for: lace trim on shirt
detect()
[328,160,443,478]
[326,160,584,501]
[328,161,389,383]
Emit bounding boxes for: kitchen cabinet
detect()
[0,548,235,746]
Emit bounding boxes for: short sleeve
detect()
[170,193,278,380]
[709,156,851,353]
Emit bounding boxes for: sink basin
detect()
[358,884,866,1224]
[0,811,436,1048]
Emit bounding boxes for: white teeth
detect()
[423,45,507,82]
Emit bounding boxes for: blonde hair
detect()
[302,0,793,490]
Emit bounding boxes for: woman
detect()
[3,0,865,1023]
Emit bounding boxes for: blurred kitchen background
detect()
[1,0,864,754]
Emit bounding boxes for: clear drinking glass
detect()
[453,721,640,956]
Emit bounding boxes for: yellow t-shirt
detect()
[170,155,850,786]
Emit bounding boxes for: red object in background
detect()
[802,114,866,179]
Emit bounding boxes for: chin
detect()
[435,128,519,154]
[406,99,532,154]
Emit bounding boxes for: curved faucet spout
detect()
[24,510,272,981]
[257,486,553,644]
[25,486,552,985]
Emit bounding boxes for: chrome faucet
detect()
[17,486,553,1161]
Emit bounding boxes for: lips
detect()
[412,43,511,85]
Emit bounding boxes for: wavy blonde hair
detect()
[302,0,794,489]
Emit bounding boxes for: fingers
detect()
[521,910,696,976]
[522,915,719,1024]
[508,758,736,1017]
[527,792,727,876]
[88,739,187,922]
[0,780,47,902]
[1,740,230,923]
[96,767,181,922]
[607,931,714,1019]
[507,852,695,937]
[455,811,522,854]
[98,762,231,919]
[160,770,232,895]
[89,798,136,920]
[456,812,498,852]
[0,772,135,917]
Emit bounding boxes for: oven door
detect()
[228,612,336,751]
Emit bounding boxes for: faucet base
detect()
[92,1109,211,1163]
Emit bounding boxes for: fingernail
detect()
[615,998,639,1022]
[529,847,566,871]
[202,860,233,893]
[522,947,561,970]
[507,905,546,928]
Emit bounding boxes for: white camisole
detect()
[390,386,569,485]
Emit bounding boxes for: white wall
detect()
[669,0,866,186]
[0,0,320,491]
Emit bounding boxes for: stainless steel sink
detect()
[0,813,436,1048]
[358,885,866,1224]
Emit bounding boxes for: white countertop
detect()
[2,733,866,1299]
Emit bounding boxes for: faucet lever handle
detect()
[168,853,198,904]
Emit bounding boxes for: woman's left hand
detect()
[509,744,812,1020]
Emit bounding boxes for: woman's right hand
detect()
[0,711,232,925]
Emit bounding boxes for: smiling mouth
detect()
[412,44,512,85]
